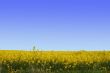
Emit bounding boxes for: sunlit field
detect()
[0,50,110,73]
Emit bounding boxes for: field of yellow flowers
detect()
[0,50,110,73]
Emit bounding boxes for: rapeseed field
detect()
[0,50,110,73]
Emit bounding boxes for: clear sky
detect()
[0,0,110,51]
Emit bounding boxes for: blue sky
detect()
[0,0,110,50]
